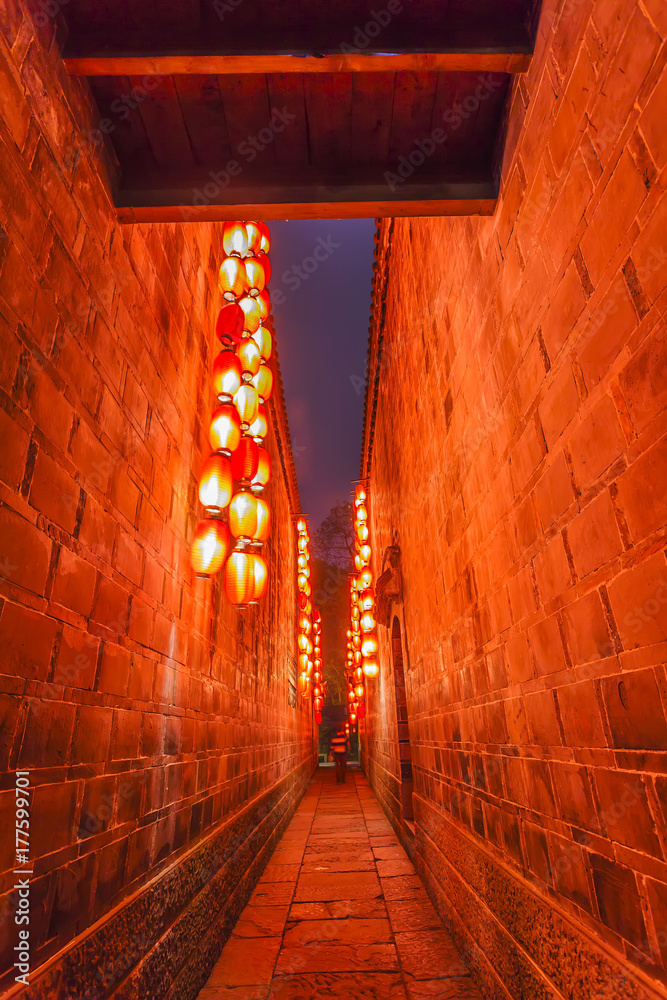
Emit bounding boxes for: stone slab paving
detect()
[197,767,483,1000]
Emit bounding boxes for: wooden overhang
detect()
[60,0,541,221]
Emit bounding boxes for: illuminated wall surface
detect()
[0,3,315,994]
[359,1,667,997]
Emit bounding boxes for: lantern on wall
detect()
[190,519,229,578]
[198,453,233,514]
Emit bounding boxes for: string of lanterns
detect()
[296,518,326,724]
[346,482,379,728]
[190,220,274,608]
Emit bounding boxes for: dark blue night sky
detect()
[269,220,377,528]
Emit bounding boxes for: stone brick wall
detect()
[361,0,667,997]
[0,3,315,996]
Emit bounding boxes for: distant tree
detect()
[312,501,354,568]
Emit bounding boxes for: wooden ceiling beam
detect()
[114,176,498,222]
[63,49,530,77]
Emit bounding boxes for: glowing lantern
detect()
[234,383,259,427]
[314,696,323,712]
[229,490,258,540]
[348,689,355,703]
[349,711,357,725]
[212,350,242,401]
[253,325,272,360]
[245,256,268,296]
[254,496,270,542]
[219,257,247,300]
[238,295,261,333]
[224,551,254,605]
[361,611,376,632]
[251,447,271,491]
[258,222,270,253]
[315,711,322,725]
[252,362,273,402]
[216,303,245,345]
[248,403,268,440]
[361,633,378,658]
[249,553,268,601]
[222,220,249,257]
[256,292,270,323]
[359,544,371,564]
[356,505,367,523]
[299,614,312,633]
[209,404,241,454]
[357,523,369,542]
[236,337,261,376]
[355,683,365,700]
[198,453,232,513]
[190,519,229,578]
[245,221,262,254]
[360,589,375,611]
[363,658,379,678]
[358,568,373,589]
[230,436,259,482]
[297,673,309,695]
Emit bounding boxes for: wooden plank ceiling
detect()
[61,0,541,221]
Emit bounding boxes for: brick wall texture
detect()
[0,2,315,996]
[361,0,667,997]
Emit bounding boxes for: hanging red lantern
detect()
[257,222,270,253]
[229,490,259,540]
[298,592,307,610]
[190,519,229,578]
[198,453,233,513]
[355,683,365,700]
[249,553,268,601]
[253,325,272,360]
[357,703,366,720]
[361,633,378,657]
[216,303,245,346]
[315,710,322,725]
[245,256,268,296]
[224,550,254,605]
[231,436,259,482]
[314,696,323,712]
[361,611,376,632]
[251,447,271,491]
[236,337,261,376]
[219,257,247,300]
[252,362,273,402]
[256,291,270,323]
[222,220,249,257]
[238,295,261,333]
[233,383,259,427]
[248,403,268,440]
[254,496,271,542]
[362,657,379,678]
[245,221,262,255]
[209,404,241,454]
[212,350,242,401]
[360,588,375,611]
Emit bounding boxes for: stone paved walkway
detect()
[198,766,482,999]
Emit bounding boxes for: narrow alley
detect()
[200,768,479,1000]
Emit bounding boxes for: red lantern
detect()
[256,292,270,323]
[219,257,247,300]
[361,633,378,658]
[236,337,261,376]
[249,553,268,601]
[224,551,254,605]
[245,255,268,296]
[212,350,242,401]
[357,703,366,720]
[190,519,229,577]
[251,447,271,491]
[238,295,261,333]
[314,696,323,712]
[233,383,259,427]
[231,436,259,482]
[248,403,268,440]
[362,657,379,678]
[360,588,375,611]
[257,222,270,253]
[216,303,245,346]
[229,490,258,540]
[315,710,322,725]
[222,220,249,257]
[253,325,272,360]
[198,453,232,513]
[245,221,262,255]
[349,711,357,725]
[298,592,307,610]
[252,362,273,402]
[209,404,241,454]
[254,496,271,542]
